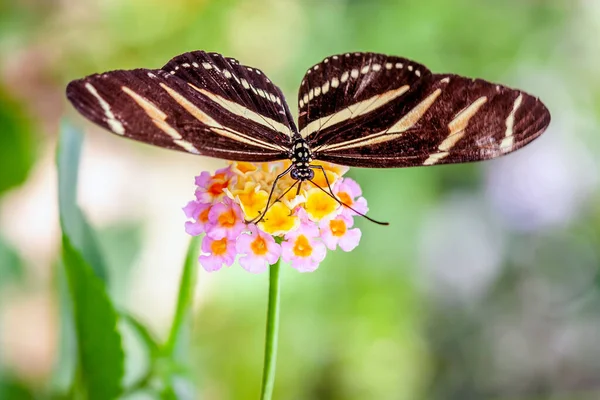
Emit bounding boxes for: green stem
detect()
[164,235,201,356]
[259,256,282,400]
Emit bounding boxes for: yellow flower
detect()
[229,182,269,220]
[304,187,339,221]
[259,202,299,236]
[276,176,303,204]
[310,160,347,188]
[230,161,258,176]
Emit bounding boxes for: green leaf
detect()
[164,235,201,358]
[49,260,78,396]
[0,374,34,400]
[0,233,25,290]
[120,312,161,358]
[62,234,124,400]
[56,121,108,282]
[98,222,144,300]
[0,87,36,196]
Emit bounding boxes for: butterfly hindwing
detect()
[301,54,550,167]
[66,52,294,162]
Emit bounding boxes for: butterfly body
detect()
[66,50,550,176]
[289,136,315,181]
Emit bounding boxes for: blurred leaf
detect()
[56,121,108,282]
[98,222,144,301]
[99,223,143,272]
[0,374,34,400]
[0,233,25,290]
[49,260,78,397]
[0,1,49,44]
[121,312,161,359]
[435,163,483,193]
[61,234,124,400]
[164,235,201,358]
[0,87,36,196]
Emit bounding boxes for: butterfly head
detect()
[289,137,314,181]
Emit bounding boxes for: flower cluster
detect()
[183,161,367,273]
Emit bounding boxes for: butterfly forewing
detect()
[162,51,297,144]
[66,50,550,171]
[66,51,294,162]
[300,53,550,168]
[298,53,431,147]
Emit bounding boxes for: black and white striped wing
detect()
[299,52,551,168]
[66,51,295,162]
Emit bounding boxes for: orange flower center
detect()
[250,236,268,256]
[329,219,347,237]
[218,209,237,227]
[210,238,229,255]
[293,235,313,258]
[337,191,352,206]
[199,207,211,223]
[208,180,228,196]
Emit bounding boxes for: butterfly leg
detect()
[273,180,299,204]
[247,164,293,225]
[309,165,336,197]
[307,167,389,226]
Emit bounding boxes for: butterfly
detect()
[66,51,551,223]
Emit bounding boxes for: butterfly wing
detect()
[66,51,295,162]
[299,53,550,167]
[298,52,431,146]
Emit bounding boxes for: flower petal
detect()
[198,254,224,272]
[239,255,269,273]
[338,228,361,252]
[291,257,319,273]
[185,221,205,236]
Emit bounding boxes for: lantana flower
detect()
[206,197,245,240]
[198,236,237,272]
[282,223,326,272]
[334,178,368,217]
[319,214,362,252]
[183,160,369,273]
[236,225,281,273]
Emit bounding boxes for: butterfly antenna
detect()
[308,180,389,226]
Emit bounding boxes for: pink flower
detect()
[334,178,368,217]
[319,214,361,251]
[236,225,281,273]
[184,162,369,273]
[294,207,311,224]
[195,167,236,203]
[182,201,212,236]
[282,223,326,272]
[206,197,246,240]
[199,236,237,272]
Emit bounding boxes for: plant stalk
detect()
[259,256,282,400]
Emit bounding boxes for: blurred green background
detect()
[1,0,600,399]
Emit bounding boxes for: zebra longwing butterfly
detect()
[66,51,550,212]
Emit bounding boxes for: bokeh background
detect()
[1,0,600,399]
